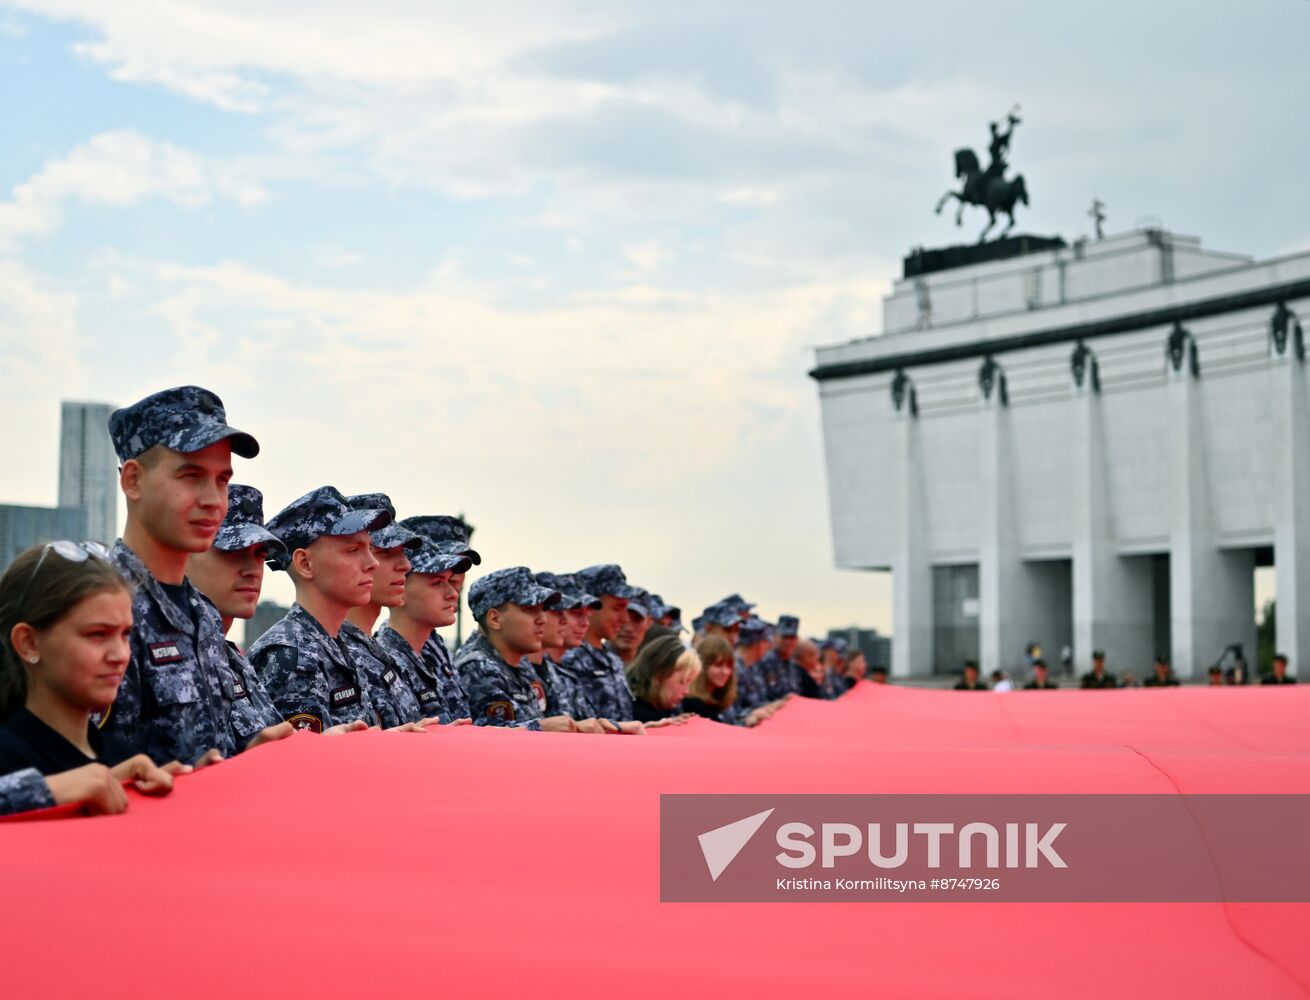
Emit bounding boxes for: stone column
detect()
[1069,343,1154,673]
[1270,305,1310,678]
[892,373,932,678]
[977,358,1046,673]
[1167,325,1253,678]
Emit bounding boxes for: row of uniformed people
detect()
[0,384,855,816]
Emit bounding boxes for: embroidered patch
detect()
[330,685,361,709]
[232,678,250,699]
[287,712,322,733]
[530,680,547,713]
[382,669,397,687]
[418,689,439,707]
[148,641,184,665]
[486,700,515,722]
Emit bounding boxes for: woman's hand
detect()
[111,754,177,796]
[45,763,128,814]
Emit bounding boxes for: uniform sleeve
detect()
[463,660,542,731]
[0,769,55,816]
[226,649,283,749]
[250,644,331,733]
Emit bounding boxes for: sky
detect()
[1,1,1307,639]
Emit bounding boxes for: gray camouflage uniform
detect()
[560,642,634,721]
[453,633,550,729]
[339,621,425,728]
[103,541,247,763]
[247,604,381,731]
[0,769,55,816]
[374,626,471,724]
[454,566,561,728]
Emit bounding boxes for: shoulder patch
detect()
[287,712,323,733]
[382,668,397,687]
[530,680,547,713]
[486,700,515,722]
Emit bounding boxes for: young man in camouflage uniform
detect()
[528,572,619,733]
[335,493,430,728]
[185,483,294,749]
[374,539,475,724]
[611,587,655,668]
[701,601,745,651]
[247,487,390,732]
[562,564,642,726]
[453,567,577,732]
[760,613,802,699]
[102,386,288,765]
[734,617,788,725]
[395,514,481,704]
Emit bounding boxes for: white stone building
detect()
[811,229,1309,679]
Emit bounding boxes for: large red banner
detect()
[2,683,1307,997]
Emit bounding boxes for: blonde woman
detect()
[626,634,700,723]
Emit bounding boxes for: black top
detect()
[0,707,142,776]
[631,698,681,723]
[797,671,824,699]
[1260,675,1298,685]
[680,696,726,723]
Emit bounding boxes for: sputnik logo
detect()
[697,808,775,881]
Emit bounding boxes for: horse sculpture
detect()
[935,147,1029,242]
[933,111,1029,242]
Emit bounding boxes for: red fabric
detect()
[2,683,1308,998]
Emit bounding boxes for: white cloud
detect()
[0,130,264,251]
[716,187,780,206]
[0,261,87,504]
[622,240,672,272]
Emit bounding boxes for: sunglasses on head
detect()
[16,540,113,612]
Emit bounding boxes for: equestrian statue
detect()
[934,106,1029,242]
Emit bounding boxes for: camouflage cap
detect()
[409,539,473,576]
[626,587,653,619]
[399,514,481,566]
[738,617,775,646]
[109,385,259,464]
[719,593,755,615]
[468,567,561,619]
[266,486,392,570]
[648,593,680,620]
[574,564,639,600]
[703,602,742,628]
[776,614,800,638]
[346,493,422,552]
[212,484,286,555]
[691,615,707,633]
[535,571,601,611]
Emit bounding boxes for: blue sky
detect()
[1,1,1306,637]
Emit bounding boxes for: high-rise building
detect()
[0,504,88,573]
[59,401,118,544]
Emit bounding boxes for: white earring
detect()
[28,657,38,664]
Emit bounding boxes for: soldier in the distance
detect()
[1080,650,1119,689]
[1261,653,1298,685]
